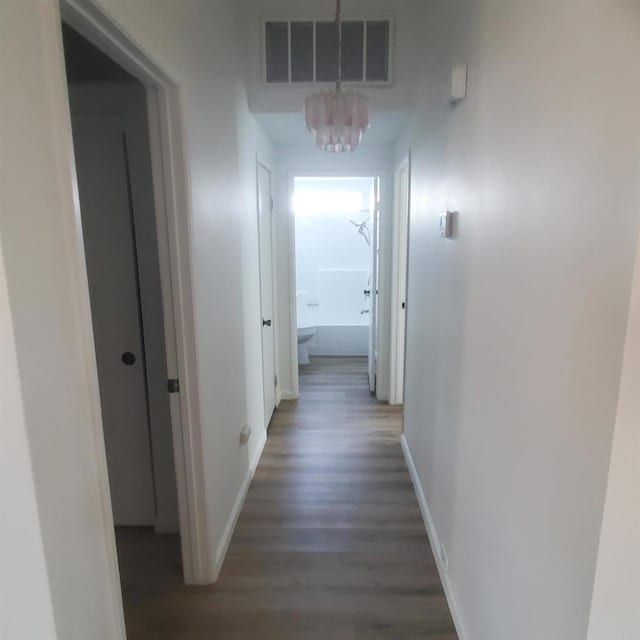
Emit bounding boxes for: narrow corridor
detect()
[118,357,456,639]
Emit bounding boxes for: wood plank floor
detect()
[117,356,457,639]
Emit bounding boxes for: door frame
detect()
[287,170,387,398]
[368,177,381,393]
[256,158,278,427]
[389,154,411,405]
[59,0,209,586]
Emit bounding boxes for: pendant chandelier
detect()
[304,0,369,152]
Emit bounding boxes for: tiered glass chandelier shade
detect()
[304,89,369,153]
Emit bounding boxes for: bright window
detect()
[293,190,363,216]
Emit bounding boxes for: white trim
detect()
[280,391,300,401]
[59,0,210,585]
[214,428,267,575]
[389,156,410,405]
[401,435,471,640]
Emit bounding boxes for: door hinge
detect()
[167,378,180,394]
[274,374,278,388]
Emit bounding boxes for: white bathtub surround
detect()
[308,325,369,357]
[316,268,370,326]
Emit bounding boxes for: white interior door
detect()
[390,159,410,405]
[257,162,277,428]
[368,178,380,392]
[72,112,156,526]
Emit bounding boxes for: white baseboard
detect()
[401,434,471,640]
[280,390,299,400]
[214,428,267,576]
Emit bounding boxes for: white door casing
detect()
[257,162,277,428]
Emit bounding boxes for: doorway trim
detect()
[286,170,387,398]
[59,0,209,586]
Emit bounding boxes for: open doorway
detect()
[61,19,191,621]
[292,176,379,392]
[63,23,179,532]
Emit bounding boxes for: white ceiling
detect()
[255,110,411,147]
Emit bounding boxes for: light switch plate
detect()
[440,211,454,238]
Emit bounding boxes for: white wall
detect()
[273,143,393,397]
[396,1,640,639]
[1,0,272,636]
[587,230,640,639]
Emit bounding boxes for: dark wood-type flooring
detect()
[117,356,457,639]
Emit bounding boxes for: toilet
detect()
[296,291,316,365]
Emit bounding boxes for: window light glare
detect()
[293,190,363,216]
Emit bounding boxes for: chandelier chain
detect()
[336,0,342,92]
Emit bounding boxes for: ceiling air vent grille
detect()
[264,19,392,85]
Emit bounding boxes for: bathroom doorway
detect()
[292,176,379,391]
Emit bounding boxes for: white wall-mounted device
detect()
[451,64,468,102]
[440,211,454,238]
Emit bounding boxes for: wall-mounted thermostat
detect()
[440,211,454,238]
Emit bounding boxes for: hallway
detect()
[119,357,456,639]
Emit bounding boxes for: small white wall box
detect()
[440,211,454,238]
[451,64,468,101]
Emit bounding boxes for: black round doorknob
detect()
[121,352,136,365]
